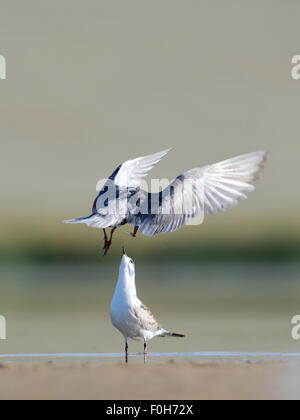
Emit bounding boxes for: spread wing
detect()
[130,151,268,236]
[113,149,171,188]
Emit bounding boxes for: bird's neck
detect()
[115,272,137,301]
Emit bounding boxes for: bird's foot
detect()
[102,227,116,256]
[125,231,137,238]
[128,226,139,238]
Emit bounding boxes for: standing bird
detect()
[110,248,184,363]
[63,149,268,254]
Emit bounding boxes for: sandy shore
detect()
[0,362,299,400]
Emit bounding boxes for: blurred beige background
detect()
[0,0,299,229]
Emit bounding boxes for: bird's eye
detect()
[130,259,133,264]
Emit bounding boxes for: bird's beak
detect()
[122,247,127,256]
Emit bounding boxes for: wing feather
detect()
[130,151,268,236]
[114,149,171,188]
[133,302,161,332]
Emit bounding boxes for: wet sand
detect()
[0,362,299,400]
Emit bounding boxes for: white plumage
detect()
[110,249,184,363]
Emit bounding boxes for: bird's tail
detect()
[62,215,94,225]
[62,214,107,228]
[160,330,185,338]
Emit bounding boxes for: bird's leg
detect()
[103,229,108,250]
[125,341,129,364]
[103,227,117,256]
[131,226,139,238]
[144,341,147,364]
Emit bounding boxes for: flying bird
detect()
[110,248,184,363]
[63,148,268,254]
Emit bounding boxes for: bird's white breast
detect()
[110,295,144,341]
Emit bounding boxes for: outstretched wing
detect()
[113,149,171,188]
[130,151,268,236]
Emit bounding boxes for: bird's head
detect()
[120,247,136,278]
